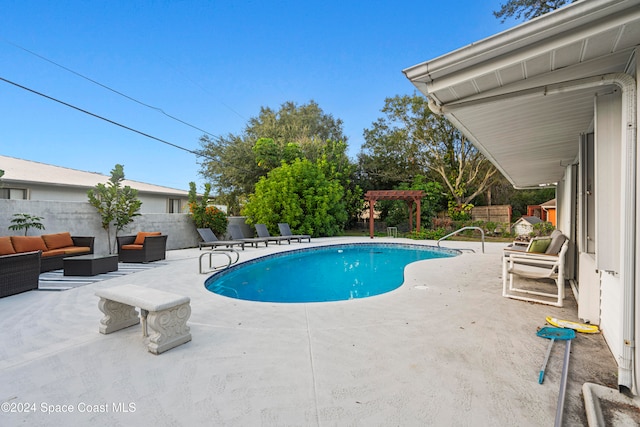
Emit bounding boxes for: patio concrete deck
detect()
[0,237,618,426]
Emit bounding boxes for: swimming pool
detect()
[205,243,458,303]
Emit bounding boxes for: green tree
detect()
[505,187,556,219]
[242,158,347,237]
[493,0,576,23]
[8,213,45,236]
[358,96,430,190]
[359,94,498,216]
[87,164,142,253]
[382,176,445,229]
[198,101,350,214]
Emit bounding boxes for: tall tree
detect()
[493,0,576,23]
[198,101,350,214]
[358,96,430,190]
[358,94,498,216]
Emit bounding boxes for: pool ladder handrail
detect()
[199,249,240,274]
[437,226,485,253]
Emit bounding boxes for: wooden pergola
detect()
[364,190,425,239]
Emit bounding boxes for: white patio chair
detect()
[502,237,569,307]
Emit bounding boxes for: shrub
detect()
[431,217,453,230]
[188,182,228,236]
[530,221,555,237]
[406,228,449,240]
[242,159,347,237]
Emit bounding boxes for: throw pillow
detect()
[42,232,74,250]
[527,238,552,253]
[0,236,16,255]
[133,231,161,245]
[11,236,48,253]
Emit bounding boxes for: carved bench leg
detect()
[98,298,140,334]
[145,303,192,354]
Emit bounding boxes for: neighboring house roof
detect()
[515,216,543,226]
[403,0,640,188]
[0,155,189,196]
[541,198,556,209]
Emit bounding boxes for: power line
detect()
[158,57,247,122]
[0,75,210,159]
[3,38,222,138]
[0,76,257,174]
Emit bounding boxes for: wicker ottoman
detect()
[63,254,118,276]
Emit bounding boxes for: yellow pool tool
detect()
[545,316,599,334]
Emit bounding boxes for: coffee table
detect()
[63,254,119,276]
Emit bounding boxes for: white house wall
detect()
[137,195,179,214]
[12,183,188,214]
[601,271,624,359]
[595,91,622,274]
[635,50,640,394]
[593,91,625,364]
[26,183,90,202]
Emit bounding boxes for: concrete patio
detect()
[0,237,619,426]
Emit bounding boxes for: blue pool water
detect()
[205,243,458,303]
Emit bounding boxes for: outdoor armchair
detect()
[117,232,167,263]
[502,236,569,307]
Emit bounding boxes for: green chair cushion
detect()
[527,238,552,253]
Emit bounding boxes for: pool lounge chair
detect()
[255,224,291,245]
[197,228,245,251]
[278,223,311,243]
[228,224,270,248]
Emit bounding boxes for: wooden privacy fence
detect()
[472,205,512,225]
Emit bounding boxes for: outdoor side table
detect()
[63,254,119,276]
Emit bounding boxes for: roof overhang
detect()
[403,0,640,188]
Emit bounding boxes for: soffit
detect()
[404,0,640,188]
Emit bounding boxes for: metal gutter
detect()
[402,0,638,85]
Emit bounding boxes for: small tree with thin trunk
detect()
[88,164,142,253]
[8,213,45,236]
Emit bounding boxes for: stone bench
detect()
[95,284,191,354]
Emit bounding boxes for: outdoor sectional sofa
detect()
[0,232,95,298]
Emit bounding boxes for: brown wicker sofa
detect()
[116,232,167,263]
[0,233,95,297]
[1,232,95,272]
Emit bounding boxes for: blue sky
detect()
[1,0,512,191]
